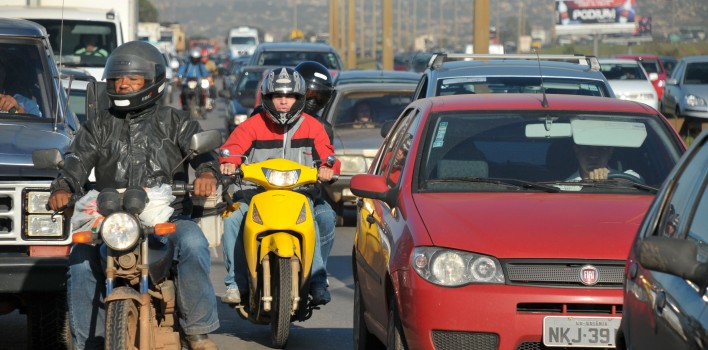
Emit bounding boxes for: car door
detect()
[626,134,708,349]
[662,60,685,115]
[356,107,419,325]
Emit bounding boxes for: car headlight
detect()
[263,168,300,186]
[411,247,505,286]
[685,94,707,107]
[27,215,63,237]
[338,155,368,174]
[101,213,140,251]
[234,114,248,125]
[26,191,52,213]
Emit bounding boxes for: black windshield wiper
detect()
[550,180,658,193]
[427,177,561,193]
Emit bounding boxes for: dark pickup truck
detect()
[0,18,81,349]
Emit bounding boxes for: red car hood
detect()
[412,192,652,260]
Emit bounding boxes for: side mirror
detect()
[86,81,109,121]
[638,236,708,289]
[32,149,64,170]
[350,174,396,207]
[189,129,223,156]
[381,120,395,138]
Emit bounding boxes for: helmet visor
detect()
[103,54,156,81]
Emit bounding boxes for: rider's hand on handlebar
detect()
[48,190,72,211]
[318,166,334,182]
[220,162,237,176]
[193,172,217,197]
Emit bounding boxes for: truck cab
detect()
[0,17,79,350]
[228,26,260,59]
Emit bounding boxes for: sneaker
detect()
[186,334,219,350]
[221,286,241,304]
[310,285,331,306]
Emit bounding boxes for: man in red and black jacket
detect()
[219,67,340,306]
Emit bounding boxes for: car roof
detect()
[334,82,417,92]
[616,54,660,60]
[334,70,421,85]
[678,55,708,63]
[418,93,658,114]
[599,58,641,65]
[0,18,47,38]
[431,59,606,80]
[254,42,338,52]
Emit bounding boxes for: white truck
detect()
[227,26,261,59]
[1,0,138,81]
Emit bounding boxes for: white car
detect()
[600,58,659,110]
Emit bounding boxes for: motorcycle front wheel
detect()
[270,256,292,349]
[105,299,140,349]
[188,96,199,120]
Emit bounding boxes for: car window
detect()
[638,60,660,74]
[671,61,686,81]
[656,139,708,240]
[683,62,708,84]
[380,109,421,186]
[600,63,647,80]
[332,91,413,128]
[256,51,341,70]
[418,111,681,192]
[372,108,416,177]
[436,77,608,96]
[0,39,51,118]
[414,74,428,100]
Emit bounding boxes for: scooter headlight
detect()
[200,79,210,89]
[101,213,141,251]
[263,168,300,187]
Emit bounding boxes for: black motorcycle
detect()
[180,77,208,119]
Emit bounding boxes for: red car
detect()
[351,94,685,350]
[616,55,668,100]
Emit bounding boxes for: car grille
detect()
[517,341,615,350]
[505,260,625,288]
[0,183,68,245]
[431,330,498,350]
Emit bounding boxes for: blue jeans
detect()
[222,197,332,290]
[67,219,220,350]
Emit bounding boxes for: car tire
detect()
[386,298,406,350]
[27,292,72,350]
[354,281,384,350]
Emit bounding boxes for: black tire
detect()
[354,282,384,350]
[270,256,292,349]
[386,299,406,350]
[26,292,72,350]
[188,97,198,120]
[105,299,141,349]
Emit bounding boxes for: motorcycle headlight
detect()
[263,168,300,186]
[187,80,198,89]
[411,247,505,286]
[200,79,210,89]
[685,94,707,107]
[337,155,368,174]
[101,213,140,251]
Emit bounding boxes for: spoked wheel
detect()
[270,256,292,349]
[105,299,141,350]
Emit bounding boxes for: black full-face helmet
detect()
[294,61,333,116]
[103,41,166,112]
[261,67,306,126]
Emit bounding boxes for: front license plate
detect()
[543,316,621,348]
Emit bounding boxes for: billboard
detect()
[555,0,637,35]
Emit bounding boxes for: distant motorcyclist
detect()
[48,41,221,350]
[177,48,211,111]
[200,48,218,110]
[219,67,341,306]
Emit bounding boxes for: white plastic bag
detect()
[70,189,102,234]
[139,184,176,226]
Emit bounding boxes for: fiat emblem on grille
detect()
[580,265,599,286]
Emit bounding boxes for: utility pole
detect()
[396,0,401,52]
[412,0,417,51]
[427,0,431,49]
[348,0,356,69]
[360,0,365,59]
[438,0,443,49]
[382,0,392,70]
[340,0,346,57]
[372,0,377,63]
[473,0,490,54]
[329,0,339,52]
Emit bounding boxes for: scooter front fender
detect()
[259,232,301,261]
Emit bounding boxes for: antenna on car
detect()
[534,49,549,108]
[53,0,67,132]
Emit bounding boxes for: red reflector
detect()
[30,245,70,257]
[154,223,177,236]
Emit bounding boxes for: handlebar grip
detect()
[171,183,194,196]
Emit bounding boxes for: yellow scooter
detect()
[223,155,332,348]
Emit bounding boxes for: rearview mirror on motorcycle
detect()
[170,129,223,177]
[32,148,64,170]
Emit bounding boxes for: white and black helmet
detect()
[261,67,306,126]
[103,41,166,112]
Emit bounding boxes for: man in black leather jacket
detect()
[48,41,221,350]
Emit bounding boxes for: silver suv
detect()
[413,53,616,100]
